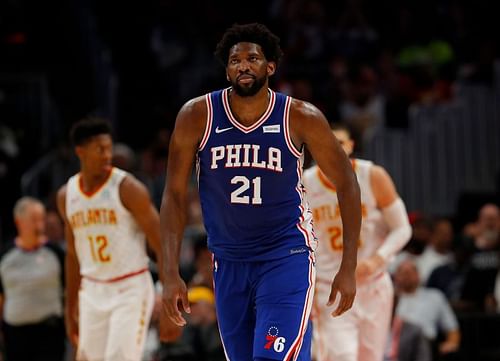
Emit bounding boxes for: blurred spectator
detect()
[385,296,432,361]
[45,209,65,250]
[394,259,461,359]
[470,204,500,250]
[329,0,379,61]
[157,233,220,361]
[157,286,224,361]
[285,0,328,63]
[426,243,471,311]
[188,235,213,289]
[461,204,500,312]
[0,125,21,241]
[458,40,498,86]
[20,143,79,205]
[186,187,205,235]
[177,190,206,283]
[407,213,434,255]
[143,282,182,361]
[376,48,411,129]
[339,64,385,148]
[417,218,455,284]
[0,197,65,361]
[140,129,171,209]
[112,142,137,173]
[397,39,455,105]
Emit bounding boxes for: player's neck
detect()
[79,168,112,193]
[229,86,270,127]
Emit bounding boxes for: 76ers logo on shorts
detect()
[264,326,286,353]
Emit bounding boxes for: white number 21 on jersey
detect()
[231,176,262,205]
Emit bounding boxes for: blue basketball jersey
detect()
[197,88,316,261]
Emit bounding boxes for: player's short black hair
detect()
[214,23,283,66]
[70,117,112,146]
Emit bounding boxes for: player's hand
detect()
[158,306,183,342]
[355,254,385,283]
[327,266,356,317]
[162,273,190,326]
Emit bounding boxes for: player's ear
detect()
[75,145,84,158]
[226,73,230,82]
[267,62,276,76]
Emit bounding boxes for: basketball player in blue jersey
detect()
[160,23,361,361]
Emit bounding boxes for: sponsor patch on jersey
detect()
[263,125,280,133]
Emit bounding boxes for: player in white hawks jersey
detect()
[57,118,164,361]
[304,124,412,361]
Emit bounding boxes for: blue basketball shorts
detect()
[213,251,316,361]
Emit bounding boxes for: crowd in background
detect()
[1,0,500,238]
[1,0,500,360]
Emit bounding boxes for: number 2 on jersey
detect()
[231,176,262,205]
[87,235,111,263]
[327,226,363,251]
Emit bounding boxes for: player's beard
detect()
[232,73,267,97]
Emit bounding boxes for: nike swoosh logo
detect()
[215,126,233,134]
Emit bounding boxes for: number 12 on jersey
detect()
[231,176,262,205]
[87,235,111,263]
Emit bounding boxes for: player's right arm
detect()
[56,185,80,346]
[356,165,412,283]
[159,96,207,326]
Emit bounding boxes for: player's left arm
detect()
[357,165,412,281]
[120,175,162,268]
[290,99,361,316]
